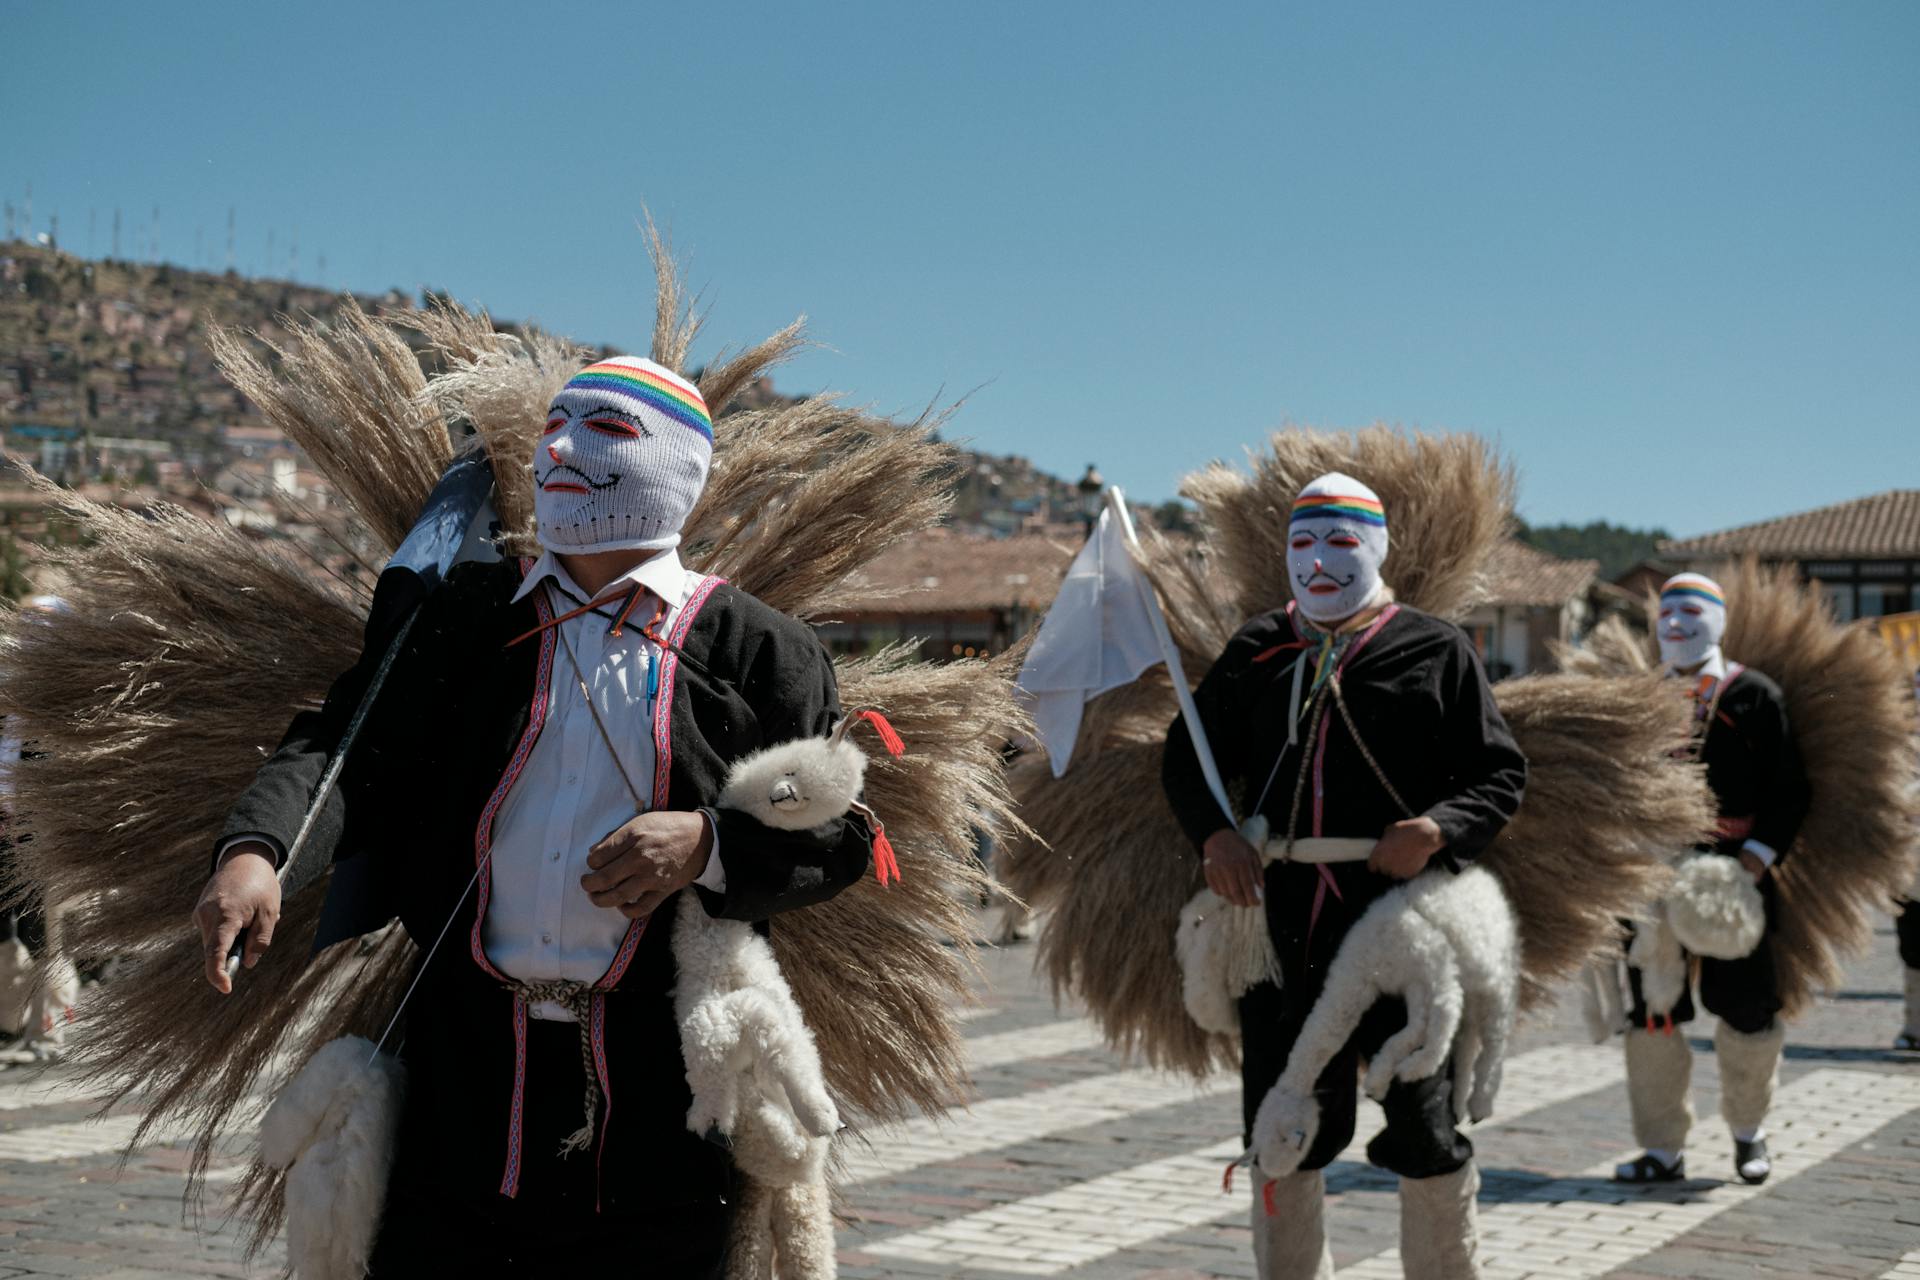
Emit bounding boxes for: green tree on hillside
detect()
[1515,519,1669,580]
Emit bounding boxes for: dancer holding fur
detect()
[1162,473,1527,1280]
[195,355,873,1275]
[1612,573,1810,1187]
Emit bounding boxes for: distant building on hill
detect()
[1461,540,1610,678]
[815,528,1078,660]
[1657,489,1920,621]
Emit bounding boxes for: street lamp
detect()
[1076,463,1104,540]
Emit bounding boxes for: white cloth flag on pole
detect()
[1016,489,1234,828]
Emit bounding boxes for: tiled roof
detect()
[1482,540,1600,607]
[1660,490,1920,560]
[835,529,1078,615]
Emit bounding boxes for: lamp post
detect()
[1076,463,1104,541]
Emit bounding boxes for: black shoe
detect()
[1734,1137,1770,1184]
[1613,1152,1685,1183]
[1895,1031,1920,1052]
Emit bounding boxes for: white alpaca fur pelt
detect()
[1175,888,1280,1035]
[1664,853,1767,960]
[258,1035,404,1280]
[1627,903,1689,1018]
[1250,866,1518,1179]
[684,715,903,1280]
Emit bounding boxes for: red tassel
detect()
[1262,1178,1278,1217]
[858,710,907,757]
[1221,1160,1238,1194]
[872,825,901,887]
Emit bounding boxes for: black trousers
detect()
[1625,867,1782,1035]
[369,1019,735,1278]
[1897,899,1920,971]
[1239,980,1472,1179]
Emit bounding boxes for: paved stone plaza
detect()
[0,912,1916,1278]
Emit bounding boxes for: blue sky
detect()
[7,1,1916,535]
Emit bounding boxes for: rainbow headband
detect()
[561,361,713,442]
[1290,492,1387,527]
[1661,576,1724,608]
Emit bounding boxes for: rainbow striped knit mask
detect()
[535,356,713,554]
[1657,572,1726,670]
[1287,472,1390,624]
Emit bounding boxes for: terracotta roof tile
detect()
[1482,540,1600,607]
[1660,490,1920,560]
[836,529,1078,615]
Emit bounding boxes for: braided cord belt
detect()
[509,979,603,1156]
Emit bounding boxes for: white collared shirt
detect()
[482,549,724,1013]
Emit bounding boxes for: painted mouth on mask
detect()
[538,464,621,495]
[1297,572,1356,596]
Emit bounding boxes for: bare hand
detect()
[192,844,281,993]
[1368,817,1445,880]
[582,810,715,920]
[1202,829,1264,908]
[1737,850,1768,883]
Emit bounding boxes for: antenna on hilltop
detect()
[48,213,57,251]
[3,203,13,242]
[150,205,160,262]
[226,207,236,272]
[290,224,299,279]
[88,208,96,257]
[267,228,275,278]
[112,208,121,259]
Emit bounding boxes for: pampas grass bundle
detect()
[0,241,1027,1260]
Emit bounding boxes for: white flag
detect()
[1016,491,1235,827]
[1018,505,1163,777]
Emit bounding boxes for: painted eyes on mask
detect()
[1659,605,1704,619]
[541,409,651,438]
[1289,532,1361,550]
[583,414,645,439]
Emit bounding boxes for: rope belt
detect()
[508,979,603,1156]
[1259,836,1376,864]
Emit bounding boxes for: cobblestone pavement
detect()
[0,912,1916,1278]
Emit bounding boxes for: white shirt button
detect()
[541,932,554,945]
[566,774,579,786]
[549,851,561,862]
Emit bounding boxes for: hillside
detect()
[0,240,1100,539]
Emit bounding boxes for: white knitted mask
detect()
[1657,573,1727,670]
[1287,472,1389,624]
[534,356,713,554]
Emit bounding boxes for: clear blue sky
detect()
[7,1,1916,535]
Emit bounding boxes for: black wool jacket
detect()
[1695,665,1810,860]
[219,555,871,1207]
[1162,602,1527,976]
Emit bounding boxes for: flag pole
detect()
[1104,487,1235,829]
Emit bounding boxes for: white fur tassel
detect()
[259,1035,405,1280]
[1664,853,1767,960]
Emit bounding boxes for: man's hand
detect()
[1737,850,1769,883]
[1368,816,1446,880]
[583,810,715,920]
[192,844,281,994]
[1202,829,1265,908]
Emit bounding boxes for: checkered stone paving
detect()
[0,912,1916,1277]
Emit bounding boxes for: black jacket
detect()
[1162,602,1527,977]
[220,556,871,1206]
[1697,665,1810,860]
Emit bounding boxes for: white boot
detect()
[1623,1025,1694,1154]
[1397,1162,1481,1280]
[1251,1171,1333,1280]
